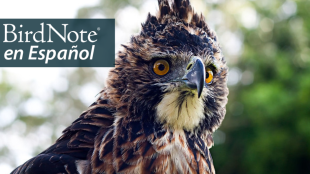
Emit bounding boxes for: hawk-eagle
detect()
[11,0,228,173]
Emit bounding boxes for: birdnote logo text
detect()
[0,19,115,67]
[3,23,97,64]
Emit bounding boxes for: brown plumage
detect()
[11,0,228,173]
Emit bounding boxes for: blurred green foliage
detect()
[212,1,310,174]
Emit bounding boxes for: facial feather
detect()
[156,88,206,131]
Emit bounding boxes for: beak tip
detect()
[183,56,206,98]
[197,89,202,98]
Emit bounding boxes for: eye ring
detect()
[153,59,170,76]
[205,67,213,84]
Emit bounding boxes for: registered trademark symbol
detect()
[97,27,100,31]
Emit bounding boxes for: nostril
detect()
[187,63,193,70]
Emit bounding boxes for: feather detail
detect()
[11,90,115,174]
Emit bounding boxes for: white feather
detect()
[156,90,205,131]
[75,160,89,174]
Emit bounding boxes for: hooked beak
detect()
[182,56,206,98]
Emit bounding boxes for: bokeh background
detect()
[0,0,309,173]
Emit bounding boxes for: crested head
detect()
[106,0,228,135]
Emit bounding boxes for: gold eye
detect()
[153,59,170,76]
[205,68,213,84]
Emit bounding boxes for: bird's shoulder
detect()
[11,92,116,174]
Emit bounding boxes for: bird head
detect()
[106,0,228,136]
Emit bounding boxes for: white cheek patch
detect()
[156,90,205,131]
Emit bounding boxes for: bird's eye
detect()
[205,68,213,84]
[153,59,170,76]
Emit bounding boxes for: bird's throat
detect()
[156,90,205,131]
